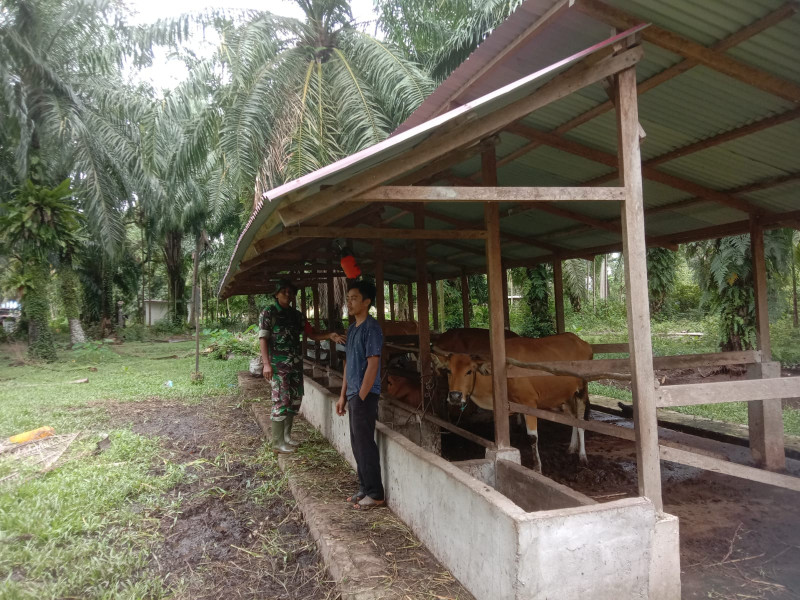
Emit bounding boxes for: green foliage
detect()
[204,325,259,359]
[25,264,57,362]
[510,266,555,337]
[646,247,678,315]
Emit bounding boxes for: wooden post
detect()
[749,217,785,470]
[430,279,439,332]
[483,144,511,449]
[300,285,308,362]
[616,65,663,512]
[415,206,432,410]
[375,242,385,327]
[408,282,415,322]
[501,265,510,330]
[553,259,565,334]
[460,274,471,328]
[389,282,395,321]
[313,286,321,365]
[327,257,339,371]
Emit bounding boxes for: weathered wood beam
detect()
[616,64,662,512]
[575,0,800,103]
[506,122,766,216]
[356,186,625,202]
[460,273,471,328]
[280,226,487,240]
[276,45,643,226]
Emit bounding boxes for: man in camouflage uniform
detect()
[259,279,344,453]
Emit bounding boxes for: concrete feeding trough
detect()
[301,377,680,600]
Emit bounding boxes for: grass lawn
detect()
[0,339,253,599]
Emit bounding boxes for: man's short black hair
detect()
[347,280,376,307]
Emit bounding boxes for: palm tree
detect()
[376,0,523,81]
[209,0,433,205]
[0,179,82,360]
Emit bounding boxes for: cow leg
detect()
[567,390,588,465]
[524,414,542,473]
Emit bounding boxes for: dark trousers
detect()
[348,392,384,500]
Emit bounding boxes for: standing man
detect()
[336,280,385,510]
[260,279,344,454]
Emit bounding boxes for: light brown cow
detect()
[386,374,423,409]
[433,327,518,356]
[436,332,592,473]
[382,320,418,337]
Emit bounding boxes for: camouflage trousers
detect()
[270,359,304,421]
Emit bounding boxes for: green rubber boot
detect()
[271,420,295,454]
[284,414,300,448]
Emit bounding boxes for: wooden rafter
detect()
[505,122,768,216]
[355,185,625,202]
[575,0,800,103]
[488,3,799,174]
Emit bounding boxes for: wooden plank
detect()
[461,274,471,328]
[656,372,800,407]
[501,264,510,330]
[430,279,439,332]
[388,282,395,321]
[313,286,321,363]
[510,401,636,441]
[747,362,787,470]
[553,259,565,334]
[751,218,772,359]
[374,242,385,328]
[276,46,644,227]
[284,226,486,240]
[386,398,495,449]
[407,282,415,321]
[301,284,308,360]
[658,445,800,493]
[415,206,433,411]
[483,145,511,449]
[616,65,662,512]
[326,257,339,371]
[575,0,800,103]
[356,186,625,202]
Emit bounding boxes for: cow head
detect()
[442,352,491,407]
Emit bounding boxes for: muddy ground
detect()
[105,398,338,600]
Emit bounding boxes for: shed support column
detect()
[553,259,565,334]
[460,274,471,328]
[408,283,415,322]
[749,218,785,470]
[501,265,510,330]
[415,206,432,410]
[483,143,511,450]
[375,242,385,328]
[430,279,439,332]
[312,286,321,371]
[616,65,663,512]
[301,285,308,362]
[327,258,339,372]
[389,282,395,321]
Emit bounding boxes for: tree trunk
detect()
[792,258,798,328]
[60,264,86,346]
[192,238,202,375]
[163,231,187,325]
[27,263,57,361]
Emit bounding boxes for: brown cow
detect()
[382,320,418,337]
[435,332,592,473]
[433,327,518,356]
[386,374,423,409]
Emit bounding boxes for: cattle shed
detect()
[220,1,800,598]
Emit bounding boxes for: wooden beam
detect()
[414,206,433,411]
[374,241,385,328]
[357,186,625,202]
[505,122,765,216]
[282,226,487,240]
[657,368,800,407]
[388,282,395,321]
[276,45,644,226]
[616,65,662,512]
[553,259,565,334]
[575,0,800,103]
[507,202,621,234]
[460,274,471,328]
[430,279,439,332]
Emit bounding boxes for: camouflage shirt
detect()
[258,301,307,364]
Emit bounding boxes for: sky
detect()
[127,0,381,89]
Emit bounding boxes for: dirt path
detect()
[105,398,337,600]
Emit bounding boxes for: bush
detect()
[771,317,800,366]
[151,318,188,336]
[119,324,146,342]
[204,325,259,360]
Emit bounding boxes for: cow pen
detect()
[219,2,800,598]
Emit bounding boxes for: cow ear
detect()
[476,362,492,376]
[431,353,448,372]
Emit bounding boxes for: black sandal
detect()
[345,492,366,504]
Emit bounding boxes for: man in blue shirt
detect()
[336,280,385,510]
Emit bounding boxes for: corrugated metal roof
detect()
[222,0,800,296]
